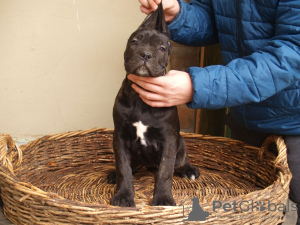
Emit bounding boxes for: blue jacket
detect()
[168,0,300,135]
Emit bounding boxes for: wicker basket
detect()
[0,128,291,224]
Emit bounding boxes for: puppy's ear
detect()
[138,2,170,37]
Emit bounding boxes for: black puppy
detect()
[108,3,199,207]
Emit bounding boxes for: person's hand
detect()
[128,70,193,107]
[138,0,180,23]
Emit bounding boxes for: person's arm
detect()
[168,0,218,46]
[187,0,300,109]
[130,0,300,110]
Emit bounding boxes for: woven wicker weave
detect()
[0,128,291,224]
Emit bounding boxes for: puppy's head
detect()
[124,3,171,77]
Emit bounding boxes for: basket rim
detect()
[0,128,292,216]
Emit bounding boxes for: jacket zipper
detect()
[237,0,243,57]
[237,0,247,127]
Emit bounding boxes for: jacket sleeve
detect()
[168,0,218,46]
[185,0,300,109]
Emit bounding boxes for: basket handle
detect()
[0,134,23,175]
[259,135,289,173]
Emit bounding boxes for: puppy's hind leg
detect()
[179,164,200,181]
[107,170,117,184]
[174,136,200,180]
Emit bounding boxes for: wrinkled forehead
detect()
[129,29,170,44]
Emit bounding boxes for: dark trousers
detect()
[225,113,300,224]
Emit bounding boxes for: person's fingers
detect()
[131,84,163,101]
[140,5,154,14]
[128,70,193,107]
[148,0,160,10]
[138,0,180,22]
[139,96,168,107]
[131,79,165,95]
[132,83,174,108]
[128,74,166,87]
[138,0,160,11]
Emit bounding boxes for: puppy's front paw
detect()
[151,194,176,206]
[110,192,135,207]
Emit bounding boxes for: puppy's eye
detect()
[131,39,138,45]
[159,45,166,52]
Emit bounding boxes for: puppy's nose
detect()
[141,52,152,61]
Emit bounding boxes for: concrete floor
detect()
[0,139,297,225]
[0,207,13,225]
[0,210,13,225]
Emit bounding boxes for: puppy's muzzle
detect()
[141,52,152,62]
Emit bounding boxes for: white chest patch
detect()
[132,121,148,146]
